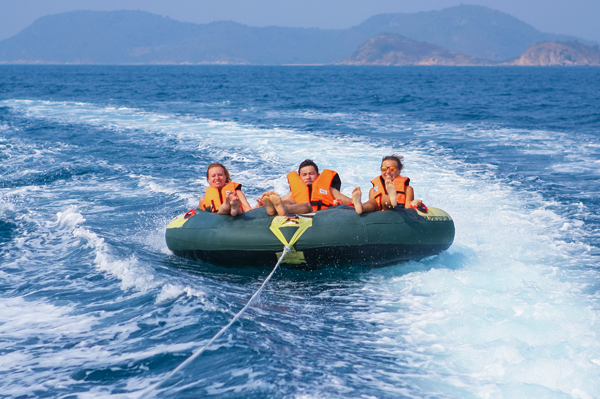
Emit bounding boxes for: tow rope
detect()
[138,245,292,398]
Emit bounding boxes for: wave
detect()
[2,97,599,397]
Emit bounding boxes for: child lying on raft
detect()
[259,159,352,216]
[351,155,422,214]
[199,163,252,216]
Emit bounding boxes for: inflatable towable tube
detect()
[166,205,454,268]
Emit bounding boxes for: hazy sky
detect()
[1,0,599,43]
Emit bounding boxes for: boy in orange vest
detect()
[262,159,352,216]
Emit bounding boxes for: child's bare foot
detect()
[385,180,398,207]
[352,186,363,214]
[230,193,241,216]
[269,194,287,216]
[262,193,276,216]
[218,193,232,215]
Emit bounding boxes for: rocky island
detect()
[336,34,491,66]
[507,41,600,66]
[337,34,600,67]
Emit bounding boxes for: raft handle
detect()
[184,209,197,219]
[413,202,429,213]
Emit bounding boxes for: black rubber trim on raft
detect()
[172,243,451,269]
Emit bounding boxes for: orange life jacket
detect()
[287,169,339,211]
[371,175,410,210]
[200,182,241,212]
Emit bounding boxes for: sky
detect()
[1,0,599,43]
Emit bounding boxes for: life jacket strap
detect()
[310,200,327,210]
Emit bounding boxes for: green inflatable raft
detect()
[165,205,455,268]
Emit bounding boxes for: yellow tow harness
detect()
[269,214,314,264]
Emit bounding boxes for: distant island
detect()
[0,5,597,66]
[337,34,491,66]
[338,34,600,66]
[507,41,600,66]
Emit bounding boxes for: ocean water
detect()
[1,65,599,399]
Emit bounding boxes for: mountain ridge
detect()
[0,6,595,65]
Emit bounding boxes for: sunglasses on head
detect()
[381,166,397,172]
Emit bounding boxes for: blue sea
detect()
[1,65,600,399]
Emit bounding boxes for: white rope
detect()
[137,245,292,398]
